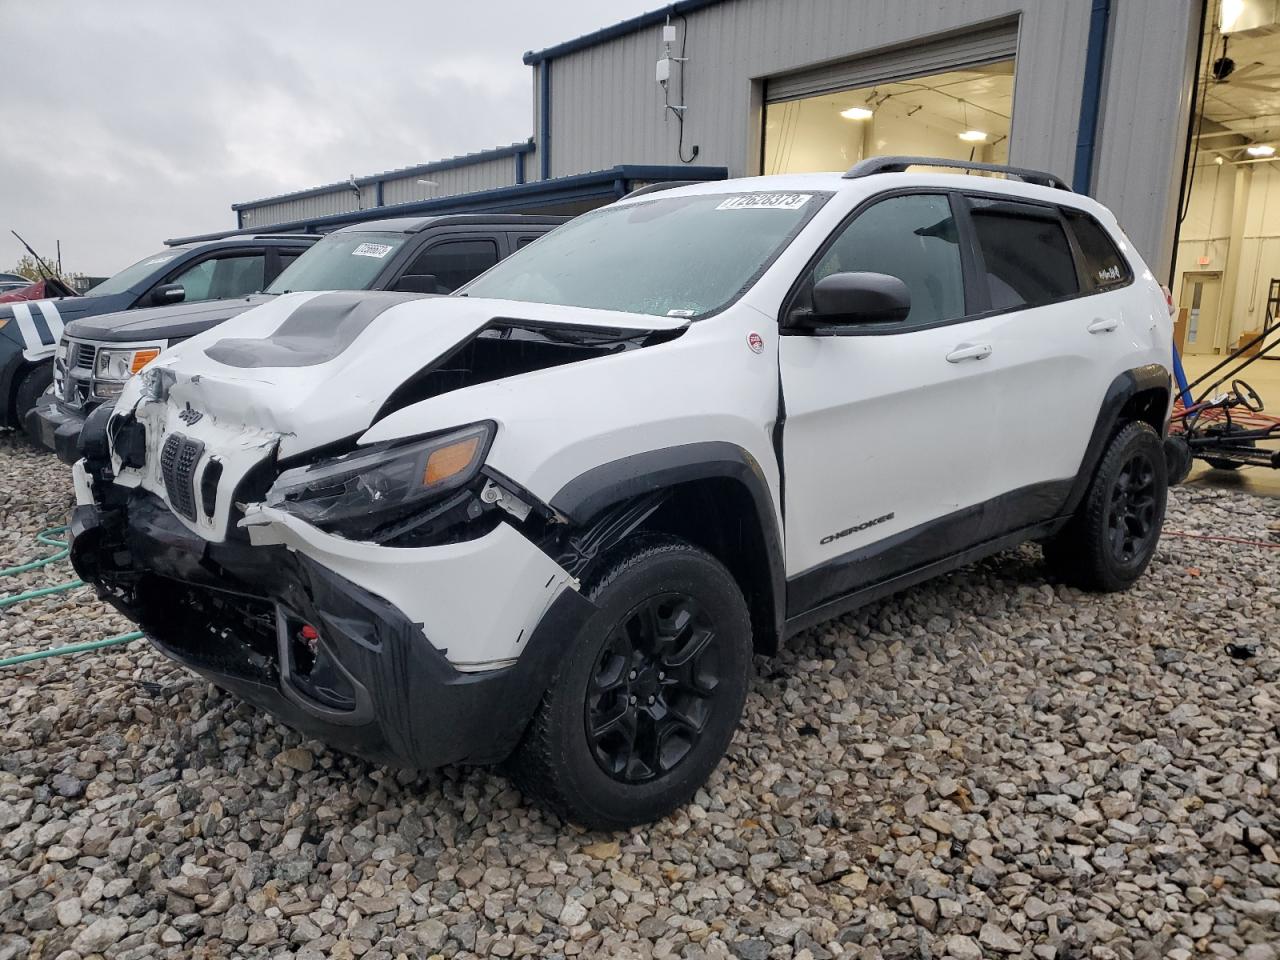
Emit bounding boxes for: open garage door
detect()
[763,22,1018,175]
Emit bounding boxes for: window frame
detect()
[958,193,1084,315]
[1059,207,1135,294]
[779,188,983,337]
[143,247,268,305]
[401,235,502,293]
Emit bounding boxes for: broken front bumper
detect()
[68,493,594,769]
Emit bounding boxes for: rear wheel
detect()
[506,536,752,829]
[1045,421,1167,592]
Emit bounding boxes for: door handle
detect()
[1087,317,1120,334]
[945,342,992,363]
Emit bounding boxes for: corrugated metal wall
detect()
[238,152,531,229]
[542,0,1198,271]
[380,155,519,205]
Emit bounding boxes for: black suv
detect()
[3,234,317,438]
[34,215,565,461]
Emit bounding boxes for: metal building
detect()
[211,0,1280,352]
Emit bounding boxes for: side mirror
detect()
[391,274,445,294]
[804,271,911,328]
[150,283,186,306]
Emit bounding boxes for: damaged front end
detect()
[66,296,694,768]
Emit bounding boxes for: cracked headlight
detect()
[94,346,162,381]
[266,422,495,533]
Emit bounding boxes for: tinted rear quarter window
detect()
[968,197,1078,310]
[1063,209,1132,291]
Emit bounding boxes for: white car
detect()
[69,157,1173,828]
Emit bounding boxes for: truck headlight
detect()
[95,346,162,381]
[265,422,495,533]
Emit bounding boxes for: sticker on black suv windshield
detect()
[716,193,812,211]
[351,242,393,258]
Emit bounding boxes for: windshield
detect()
[84,249,184,297]
[460,191,828,317]
[266,231,409,293]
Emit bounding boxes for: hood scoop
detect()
[203,291,425,368]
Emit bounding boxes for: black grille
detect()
[160,433,205,521]
[72,342,95,369]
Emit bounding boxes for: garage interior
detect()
[1171,1,1280,493]
[764,61,1014,174]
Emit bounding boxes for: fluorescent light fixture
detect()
[958,130,988,142]
[1246,144,1276,157]
[840,106,873,120]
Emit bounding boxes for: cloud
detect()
[0,0,654,275]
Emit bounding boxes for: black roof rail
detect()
[843,156,1071,191]
[623,180,703,199]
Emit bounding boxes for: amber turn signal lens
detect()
[424,436,481,487]
[130,348,161,373]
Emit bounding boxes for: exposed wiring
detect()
[1179,0,1221,227]
[663,14,699,164]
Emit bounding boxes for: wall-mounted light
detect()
[958,130,988,142]
[840,106,874,120]
[1246,144,1276,157]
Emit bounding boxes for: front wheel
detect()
[14,363,53,443]
[505,536,752,830]
[1045,421,1167,592]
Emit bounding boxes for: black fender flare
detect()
[0,336,30,428]
[550,441,786,648]
[1063,363,1171,516]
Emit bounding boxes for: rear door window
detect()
[167,253,266,302]
[404,238,500,293]
[967,197,1079,310]
[1063,209,1132,292]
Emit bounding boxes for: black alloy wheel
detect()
[585,592,720,784]
[1106,451,1158,563]
[1043,420,1167,592]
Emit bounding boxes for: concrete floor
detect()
[1178,353,1280,498]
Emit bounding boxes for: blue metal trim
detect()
[1171,345,1192,407]
[515,150,525,185]
[236,209,243,230]
[523,0,726,64]
[539,60,552,181]
[233,140,537,211]
[171,165,730,244]
[375,180,384,207]
[1072,0,1112,194]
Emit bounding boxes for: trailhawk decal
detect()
[820,512,895,545]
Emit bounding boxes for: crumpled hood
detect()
[120,290,687,458]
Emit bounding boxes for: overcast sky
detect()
[2,1,657,277]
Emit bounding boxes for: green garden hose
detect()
[1,525,144,666]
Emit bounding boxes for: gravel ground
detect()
[1,432,1278,960]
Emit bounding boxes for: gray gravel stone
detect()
[2,436,1278,959]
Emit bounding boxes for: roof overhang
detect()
[522,0,727,64]
[167,165,728,245]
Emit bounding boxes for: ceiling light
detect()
[1215,155,1225,165]
[840,106,873,120]
[1246,144,1276,157]
[958,130,988,142]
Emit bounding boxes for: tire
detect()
[1164,435,1192,485]
[13,363,52,441]
[1045,421,1167,593]
[505,535,752,830]
[1202,424,1254,471]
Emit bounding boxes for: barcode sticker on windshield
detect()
[352,243,393,259]
[716,193,811,211]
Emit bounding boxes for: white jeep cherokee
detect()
[70,157,1173,828]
